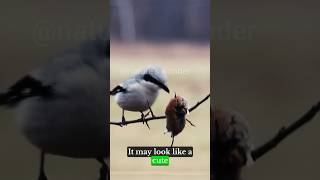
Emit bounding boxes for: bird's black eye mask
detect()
[143,74,170,93]
[110,85,126,95]
[0,75,54,106]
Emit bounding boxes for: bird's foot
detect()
[121,115,126,126]
[140,112,150,130]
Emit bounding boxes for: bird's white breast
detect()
[114,81,159,112]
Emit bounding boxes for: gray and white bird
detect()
[110,65,170,128]
[0,37,109,180]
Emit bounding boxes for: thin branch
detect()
[252,101,320,161]
[109,115,165,126]
[109,94,210,126]
[189,94,210,113]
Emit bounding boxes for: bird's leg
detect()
[97,157,108,180]
[144,111,151,118]
[170,135,175,147]
[146,100,155,118]
[121,109,126,126]
[186,119,196,127]
[38,151,48,180]
[148,107,155,118]
[140,111,150,129]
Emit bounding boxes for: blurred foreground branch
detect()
[109,94,210,126]
[252,101,320,161]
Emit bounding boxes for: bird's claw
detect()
[145,121,150,130]
[121,116,127,126]
[141,112,150,130]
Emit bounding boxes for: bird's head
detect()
[138,65,170,93]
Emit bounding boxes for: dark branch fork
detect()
[109,94,210,126]
[252,101,320,161]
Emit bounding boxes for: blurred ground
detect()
[110,42,210,180]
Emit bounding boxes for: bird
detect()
[211,107,254,180]
[165,94,195,147]
[0,36,109,180]
[110,65,170,128]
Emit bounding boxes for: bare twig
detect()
[189,94,210,113]
[109,94,210,126]
[252,101,320,161]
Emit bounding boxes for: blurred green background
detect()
[0,0,107,179]
[213,1,320,179]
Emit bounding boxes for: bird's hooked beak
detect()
[143,74,170,93]
[159,83,170,93]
